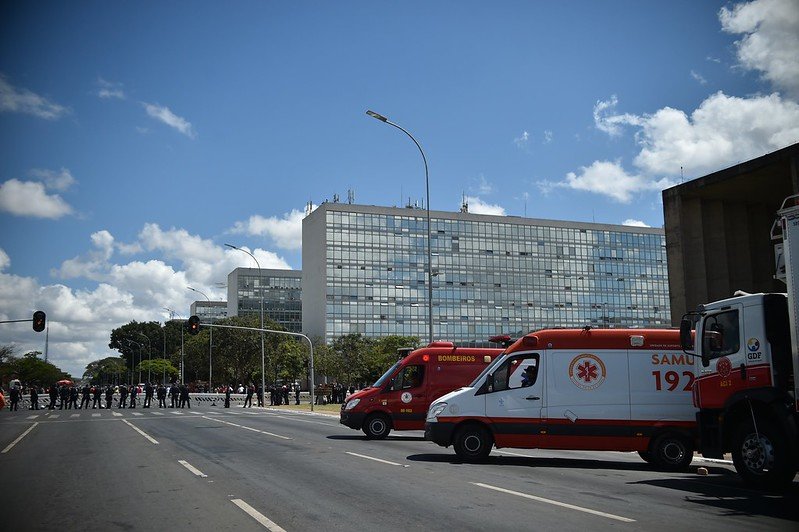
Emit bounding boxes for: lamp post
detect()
[366,110,433,344]
[166,307,185,383]
[137,331,152,383]
[188,286,213,392]
[124,339,142,384]
[225,244,265,404]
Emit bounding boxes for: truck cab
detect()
[340,341,502,439]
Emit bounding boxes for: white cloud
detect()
[633,91,799,177]
[543,130,553,144]
[514,130,530,149]
[97,77,126,100]
[30,167,76,191]
[623,219,650,228]
[690,70,708,85]
[230,209,307,250]
[593,95,642,137]
[0,75,68,120]
[720,0,799,98]
[0,178,74,218]
[142,102,196,138]
[464,195,506,216]
[0,248,9,271]
[556,160,675,203]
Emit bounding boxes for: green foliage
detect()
[83,356,127,384]
[0,348,69,386]
[136,358,178,383]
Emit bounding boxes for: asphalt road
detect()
[1,405,797,531]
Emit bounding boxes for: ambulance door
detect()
[384,363,428,430]
[541,349,632,450]
[484,352,544,448]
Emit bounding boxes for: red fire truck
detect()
[341,341,503,439]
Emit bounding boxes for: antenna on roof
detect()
[460,192,469,213]
[348,189,355,204]
[332,193,340,203]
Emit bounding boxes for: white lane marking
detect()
[345,451,408,467]
[112,412,122,417]
[231,499,286,531]
[178,459,208,478]
[271,415,336,427]
[201,416,291,440]
[472,482,635,523]
[121,419,159,445]
[92,413,101,418]
[27,415,39,419]
[70,413,80,418]
[132,412,143,416]
[170,411,184,415]
[49,414,60,419]
[2,422,39,454]
[493,449,537,457]
[152,412,165,416]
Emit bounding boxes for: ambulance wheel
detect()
[650,433,693,472]
[731,419,795,490]
[453,424,492,462]
[362,413,391,440]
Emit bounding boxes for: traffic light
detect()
[187,315,200,335]
[32,310,46,332]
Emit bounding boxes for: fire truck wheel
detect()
[650,433,693,471]
[362,413,391,440]
[731,419,795,490]
[453,424,492,462]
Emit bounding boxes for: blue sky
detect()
[1,0,798,377]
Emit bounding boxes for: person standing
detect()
[244,384,253,408]
[179,384,190,409]
[256,384,264,407]
[105,385,114,409]
[92,386,102,409]
[157,384,166,408]
[59,385,68,410]
[9,385,20,411]
[169,383,179,408]
[224,385,231,408]
[129,384,138,408]
[68,386,79,409]
[48,384,58,410]
[144,382,153,408]
[295,385,300,405]
[118,384,128,408]
[79,385,90,409]
[30,386,39,410]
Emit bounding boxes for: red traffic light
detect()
[187,315,200,335]
[32,311,46,332]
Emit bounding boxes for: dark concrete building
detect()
[662,143,799,325]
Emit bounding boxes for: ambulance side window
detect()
[391,365,424,391]
[489,354,539,392]
[702,310,740,359]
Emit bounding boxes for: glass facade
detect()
[190,301,228,323]
[228,268,302,333]
[310,205,670,345]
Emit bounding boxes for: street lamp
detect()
[136,331,152,383]
[366,110,433,344]
[166,308,185,383]
[225,243,265,404]
[188,286,214,392]
[124,339,142,384]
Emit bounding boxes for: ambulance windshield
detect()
[372,360,403,388]
[468,353,507,387]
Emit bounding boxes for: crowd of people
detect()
[1,382,196,410]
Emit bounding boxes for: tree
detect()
[83,356,128,385]
[1,349,69,387]
[137,358,178,383]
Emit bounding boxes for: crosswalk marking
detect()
[70,414,80,418]
[112,412,122,417]
[92,413,101,417]
[152,412,164,415]
[132,412,143,416]
[27,415,39,419]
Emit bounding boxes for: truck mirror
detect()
[679,318,694,351]
[701,353,710,368]
[486,373,494,393]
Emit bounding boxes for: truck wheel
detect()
[638,451,653,464]
[731,419,795,490]
[453,424,492,462]
[362,413,391,440]
[650,433,693,472]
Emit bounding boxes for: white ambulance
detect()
[425,328,698,470]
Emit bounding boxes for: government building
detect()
[302,203,670,345]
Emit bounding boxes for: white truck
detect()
[425,328,697,471]
[679,195,799,489]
